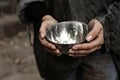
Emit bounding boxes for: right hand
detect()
[38,15,62,56]
[69,19,104,57]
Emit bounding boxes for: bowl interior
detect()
[46,21,88,45]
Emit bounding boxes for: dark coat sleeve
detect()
[17,0,46,23]
[24,2,46,23]
[96,1,120,56]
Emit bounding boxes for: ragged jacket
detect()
[17,0,120,80]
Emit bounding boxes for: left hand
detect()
[38,15,62,56]
[68,19,104,57]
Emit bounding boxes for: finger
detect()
[72,30,104,50]
[69,53,87,57]
[86,21,102,42]
[69,45,101,54]
[39,35,56,50]
[39,21,51,39]
[39,36,62,56]
[69,46,101,57]
[46,49,62,56]
[74,46,101,54]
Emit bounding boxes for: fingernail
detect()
[56,49,60,53]
[69,54,74,56]
[57,51,62,56]
[69,49,72,53]
[72,46,78,50]
[86,35,93,42]
[69,49,75,53]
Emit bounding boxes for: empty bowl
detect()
[45,21,89,54]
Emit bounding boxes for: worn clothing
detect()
[17,0,120,80]
[66,52,118,80]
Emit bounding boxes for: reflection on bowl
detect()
[45,21,89,54]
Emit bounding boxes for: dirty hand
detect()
[38,15,61,56]
[69,19,104,57]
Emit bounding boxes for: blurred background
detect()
[0,0,43,80]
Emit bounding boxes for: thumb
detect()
[39,22,48,39]
[86,20,102,42]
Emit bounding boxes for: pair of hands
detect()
[39,15,104,57]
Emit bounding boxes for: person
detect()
[17,0,120,80]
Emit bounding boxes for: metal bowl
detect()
[45,21,89,54]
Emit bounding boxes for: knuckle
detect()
[92,31,97,38]
[101,41,104,45]
[39,28,42,33]
[81,44,93,49]
[87,45,93,49]
[85,51,90,55]
[92,35,96,39]
[99,39,104,45]
[45,43,49,46]
[98,46,102,49]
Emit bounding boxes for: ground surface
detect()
[0,31,43,80]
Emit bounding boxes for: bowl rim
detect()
[45,21,88,45]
